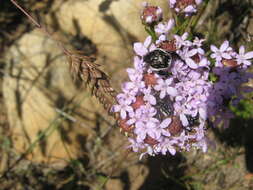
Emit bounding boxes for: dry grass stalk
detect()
[10,0,119,119]
[67,51,118,116]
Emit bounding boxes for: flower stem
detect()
[144,25,158,42]
[186,0,210,33]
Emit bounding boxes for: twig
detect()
[10,0,41,28]
[11,0,72,58]
[55,108,96,131]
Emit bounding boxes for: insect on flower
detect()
[185,114,199,131]
[143,48,173,75]
[155,96,174,119]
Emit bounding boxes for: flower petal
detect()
[210,45,218,52]
[167,87,178,96]
[162,130,171,137]
[182,32,189,40]
[220,40,229,51]
[120,110,127,119]
[197,48,205,55]
[188,49,198,57]
[199,107,207,120]
[239,45,245,54]
[149,44,157,51]
[144,36,152,47]
[195,0,203,5]
[147,121,156,128]
[169,147,176,155]
[199,58,208,67]
[180,114,189,126]
[127,118,135,125]
[184,5,196,13]
[160,118,172,128]
[133,43,147,56]
[186,58,198,69]
[160,90,166,99]
[167,19,175,30]
[113,105,121,112]
[126,106,133,113]
[165,78,173,85]
[149,96,157,105]
[148,131,157,139]
[221,52,232,59]
[245,51,253,59]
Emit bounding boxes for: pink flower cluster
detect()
[210,41,253,68]
[113,32,209,157]
[208,41,253,128]
[112,4,253,158]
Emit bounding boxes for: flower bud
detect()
[167,116,183,136]
[141,3,163,25]
[131,96,145,110]
[158,40,177,52]
[169,0,203,16]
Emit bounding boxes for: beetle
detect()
[155,96,174,119]
[143,49,173,75]
[184,114,199,131]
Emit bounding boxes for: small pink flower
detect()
[127,138,144,152]
[127,108,145,126]
[142,87,157,105]
[198,57,210,67]
[126,56,144,81]
[174,32,192,49]
[210,41,232,62]
[155,19,175,34]
[158,118,172,137]
[179,48,198,69]
[113,99,134,119]
[193,37,205,55]
[184,5,197,16]
[134,36,152,56]
[236,45,253,67]
[116,90,136,105]
[154,78,178,99]
[169,0,203,16]
[154,138,177,155]
[123,79,145,95]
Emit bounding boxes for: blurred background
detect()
[0,0,253,189]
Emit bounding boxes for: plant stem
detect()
[10,0,41,28]
[187,0,210,33]
[144,25,157,42]
[10,0,72,57]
